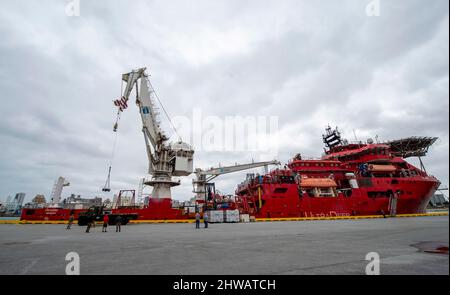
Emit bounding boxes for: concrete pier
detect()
[0,216,448,275]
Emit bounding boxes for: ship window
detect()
[274,188,288,194]
[306,189,316,197]
[280,176,295,183]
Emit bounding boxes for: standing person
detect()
[195,212,200,229]
[67,214,74,230]
[85,219,93,233]
[102,214,109,232]
[203,212,209,229]
[115,215,122,232]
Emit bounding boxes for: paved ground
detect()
[0,216,448,275]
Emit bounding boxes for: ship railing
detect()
[345,140,368,145]
[288,156,324,164]
[334,140,392,148]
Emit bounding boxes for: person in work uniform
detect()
[195,212,200,229]
[102,214,109,232]
[203,212,209,229]
[67,214,74,230]
[115,215,122,232]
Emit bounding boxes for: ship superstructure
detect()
[235,127,440,217]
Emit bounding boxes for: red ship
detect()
[20,194,236,221]
[20,192,193,221]
[21,127,440,222]
[234,127,440,218]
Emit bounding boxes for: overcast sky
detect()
[0,0,448,203]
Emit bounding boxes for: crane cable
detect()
[102,130,118,192]
[103,81,124,192]
[109,130,119,166]
[147,78,183,142]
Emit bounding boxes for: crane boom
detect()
[193,160,280,202]
[113,67,194,199]
[197,160,281,176]
[121,67,163,151]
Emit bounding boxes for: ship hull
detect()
[20,199,191,221]
[20,208,87,221]
[248,176,439,218]
[20,177,438,221]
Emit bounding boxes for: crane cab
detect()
[171,141,194,176]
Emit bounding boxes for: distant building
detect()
[5,193,26,213]
[22,194,48,209]
[429,192,449,208]
[63,194,102,209]
[112,192,136,208]
[32,194,46,204]
[103,198,112,209]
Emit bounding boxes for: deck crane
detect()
[113,67,194,199]
[193,160,280,203]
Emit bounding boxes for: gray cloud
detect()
[0,0,448,203]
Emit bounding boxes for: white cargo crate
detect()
[240,214,250,223]
[225,209,240,223]
[208,210,224,223]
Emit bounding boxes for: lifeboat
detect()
[300,177,337,188]
[368,164,396,172]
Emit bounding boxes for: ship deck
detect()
[0,215,448,275]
